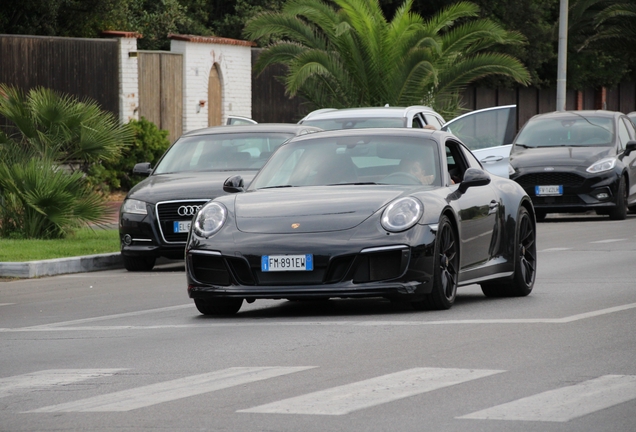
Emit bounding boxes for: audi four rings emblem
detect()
[177,205,202,216]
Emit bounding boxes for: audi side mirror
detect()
[223,175,245,193]
[133,162,153,176]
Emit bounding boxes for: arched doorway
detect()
[208,64,222,126]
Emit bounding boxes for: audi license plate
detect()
[261,254,313,272]
[173,221,191,233]
[535,185,563,196]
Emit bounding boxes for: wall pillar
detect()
[101,31,142,124]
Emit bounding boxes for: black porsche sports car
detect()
[185,128,537,315]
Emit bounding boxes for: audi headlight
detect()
[193,202,227,238]
[586,157,617,174]
[381,197,423,232]
[121,199,147,215]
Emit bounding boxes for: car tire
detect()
[194,298,243,315]
[412,215,458,310]
[608,177,627,220]
[481,206,536,297]
[122,255,156,271]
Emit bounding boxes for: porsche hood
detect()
[234,187,407,234]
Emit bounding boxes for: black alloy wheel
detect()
[412,215,458,310]
[481,206,536,297]
[608,176,628,220]
[194,298,243,315]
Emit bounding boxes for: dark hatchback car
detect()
[119,124,321,271]
[508,110,636,220]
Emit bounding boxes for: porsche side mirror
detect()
[223,175,245,193]
[133,162,153,176]
[458,168,491,193]
[625,140,636,156]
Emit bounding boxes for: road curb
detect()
[0,253,124,279]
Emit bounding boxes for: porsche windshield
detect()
[515,116,614,148]
[250,135,441,189]
[154,132,294,174]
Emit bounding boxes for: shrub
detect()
[88,117,171,191]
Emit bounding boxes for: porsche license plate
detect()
[535,185,563,196]
[173,221,191,233]
[261,254,314,272]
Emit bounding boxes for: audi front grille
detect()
[156,200,209,243]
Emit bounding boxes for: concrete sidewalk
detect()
[0,200,125,279]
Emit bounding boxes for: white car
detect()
[441,105,516,178]
[299,105,516,178]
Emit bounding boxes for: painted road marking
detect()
[590,239,626,244]
[239,367,503,416]
[27,367,315,412]
[539,247,572,252]
[4,302,636,332]
[459,375,636,422]
[0,369,125,399]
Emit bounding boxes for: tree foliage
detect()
[245,0,530,118]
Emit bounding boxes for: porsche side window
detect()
[445,140,468,184]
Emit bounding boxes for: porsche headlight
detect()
[586,157,617,174]
[121,199,147,215]
[381,197,423,232]
[193,202,227,237]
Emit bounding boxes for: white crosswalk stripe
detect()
[458,375,636,422]
[0,369,125,399]
[26,366,315,412]
[239,367,504,416]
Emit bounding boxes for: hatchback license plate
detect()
[535,185,563,196]
[173,221,191,233]
[262,254,313,272]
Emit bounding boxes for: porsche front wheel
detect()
[412,215,458,310]
[481,207,536,297]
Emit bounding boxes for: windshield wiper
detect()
[326,182,378,186]
[258,184,294,190]
[515,144,536,148]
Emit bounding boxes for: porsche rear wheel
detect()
[481,207,536,297]
[412,215,458,310]
[194,298,243,315]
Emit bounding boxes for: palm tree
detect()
[0,85,133,238]
[245,0,530,118]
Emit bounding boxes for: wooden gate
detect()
[138,51,183,143]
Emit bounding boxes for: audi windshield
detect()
[154,132,295,174]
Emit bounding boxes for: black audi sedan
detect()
[119,124,321,271]
[508,110,636,220]
[186,128,537,315]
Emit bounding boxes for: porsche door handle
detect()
[488,201,499,214]
[480,155,504,163]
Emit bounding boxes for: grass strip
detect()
[0,227,119,262]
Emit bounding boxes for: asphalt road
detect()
[1,213,635,432]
